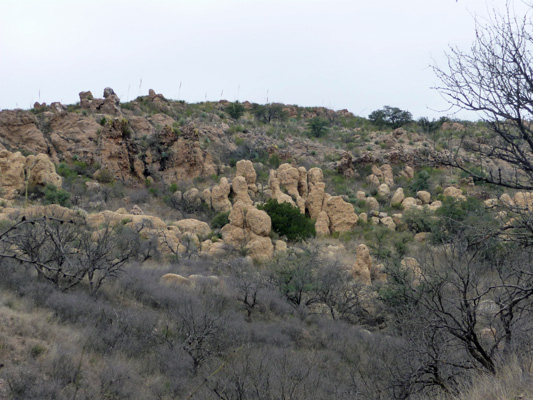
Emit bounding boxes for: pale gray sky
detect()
[0,0,529,119]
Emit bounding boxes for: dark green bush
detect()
[225,102,245,120]
[43,184,71,207]
[258,199,315,241]
[211,211,230,229]
[307,117,329,138]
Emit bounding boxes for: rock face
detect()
[0,150,62,199]
[221,201,273,262]
[0,110,50,156]
[352,244,372,285]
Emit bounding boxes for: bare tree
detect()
[0,216,138,293]
[433,3,533,190]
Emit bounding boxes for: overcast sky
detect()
[0,0,529,119]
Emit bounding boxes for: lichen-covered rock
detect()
[325,196,359,233]
[352,244,372,285]
[390,187,405,206]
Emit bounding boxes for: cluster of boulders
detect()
[0,150,62,199]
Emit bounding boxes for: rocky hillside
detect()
[0,88,532,399]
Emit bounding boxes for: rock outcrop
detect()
[0,150,62,199]
[221,201,274,262]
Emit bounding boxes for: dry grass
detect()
[451,358,533,400]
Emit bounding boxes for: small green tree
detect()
[43,184,71,207]
[225,102,245,120]
[368,106,412,129]
[258,199,315,241]
[307,117,329,138]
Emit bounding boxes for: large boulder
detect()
[315,211,330,236]
[443,186,466,201]
[325,196,359,233]
[232,176,253,205]
[174,219,211,237]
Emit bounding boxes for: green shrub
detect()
[43,184,71,207]
[307,117,329,138]
[258,199,315,241]
[211,211,230,229]
[225,102,245,120]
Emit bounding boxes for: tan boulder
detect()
[414,232,429,242]
[416,191,431,205]
[277,163,300,197]
[371,165,384,180]
[428,201,442,211]
[365,196,380,211]
[315,211,330,236]
[246,207,271,236]
[366,174,380,186]
[174,219,211,237]
[235,160,257,192]
[377,184,390,197]
[275,240,288,253]
[325,196,359,233]
[160,273,190,286]
[228,200,247,228]
[246,233,274,262]
[380,164,394,186]
[392,213,403,226]
[401,197,419,210]
[513,192,533,210]
[307,167,324,184]
[269,170,296,207]
[306,183,326,219]
[400,165,415,179]
[211,177,232,213]
[352,244,372,285]
[356,191,366,201]
[443,186,466,201]
[499,193,514,207]
[359,213,368,223]
[232,176,253,205]
[391,187,405,206]
[381,216,396,231]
